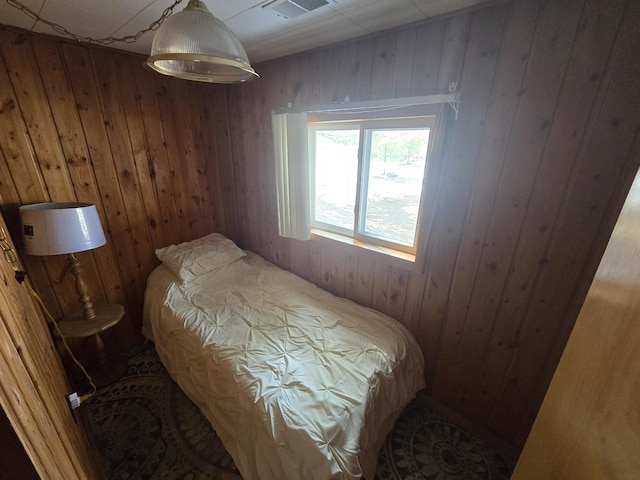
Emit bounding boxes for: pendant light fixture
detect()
[144,0,259,83]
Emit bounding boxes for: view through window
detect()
[310,117,435,254]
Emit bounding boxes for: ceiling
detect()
[0,0,494,64]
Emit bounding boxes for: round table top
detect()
[56,303,125,338]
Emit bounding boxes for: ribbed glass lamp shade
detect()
[144,0,258,83]
[19,202,107,256]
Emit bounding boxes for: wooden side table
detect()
[56,303,126,387]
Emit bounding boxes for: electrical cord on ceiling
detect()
[0,226,96,403]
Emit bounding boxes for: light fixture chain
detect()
[5,0,184,45]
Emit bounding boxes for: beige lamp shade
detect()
[19,202,106,256]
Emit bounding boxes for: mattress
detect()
[143,250,425,480]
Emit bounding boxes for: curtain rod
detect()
[272,92,461,118]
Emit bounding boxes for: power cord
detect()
[1,227,96,404]
[25,278,97,403]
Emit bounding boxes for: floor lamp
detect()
[19,202,125,385]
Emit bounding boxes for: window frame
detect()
[308,109,441,259]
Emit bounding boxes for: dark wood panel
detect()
[225,0,640,449]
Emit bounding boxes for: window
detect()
[272,96,454,264]
[309,115,436,256]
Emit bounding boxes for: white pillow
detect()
[155,233,246,283]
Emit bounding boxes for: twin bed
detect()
[143,233,425,479]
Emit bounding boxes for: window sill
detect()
[311,228,423,270]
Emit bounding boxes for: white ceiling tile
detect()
[411,0,494,17]
[205,0,264,21]
[0,0,489,63]
[225,7,287,45]
[341,0,426,33]
[295,13,366,46]
[34,0,154,39]
[325,0,370,13]
[0,0,44,31]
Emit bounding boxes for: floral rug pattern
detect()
[84,344,514,479]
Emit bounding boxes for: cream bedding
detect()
[143,250,425,480]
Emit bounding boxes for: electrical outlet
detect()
[67,392,81,410]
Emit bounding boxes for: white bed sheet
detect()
[143,251,425,480]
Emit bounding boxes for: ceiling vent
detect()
[264,0,329,19]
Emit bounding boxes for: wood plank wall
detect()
[0,27,236,347]
[225,0,640,447]
[0,210,102,478]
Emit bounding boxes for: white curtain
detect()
[272,112,311,240]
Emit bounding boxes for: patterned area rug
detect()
[83,344,514,479]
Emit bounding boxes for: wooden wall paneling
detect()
[317,243,333,293]
[156,77,204,240]
[444,0,585,416]
[225,82,250,246]
[369,33,398,100]
[409,21,446,96]
[0,32,75,202]
[153,75,197,241]
[172,81,212,241]
[243,81,266,255]
[433,13,472,96]
[0,313,68,478]
[433,0,538,398]
[0,147,20,204]
[27,36,124,312]
[396,18,448,341]
[411,12,473,377]
[0,43,64,318]
[335,42,359,104]
[421,6,502,387]
[354,256,375,307]
[61,43,143,332]
[351,39,374,102]
[344,249,359,300]
[371,262,391,313]
[117,55,167,250]
[385,266,409,321]
[494,0,640,441]
[307,240,324,289]
[30,37,125,314]
[390,28,417,98]
[330,248,347,298]
[474,0,627,431]
[212,86,237,237]
[230,81,259,251]
[195,83,231,236]
[0,41,48,203]
[90,48,156,325]
[400,271,427,336]
[1,34,83,319]
[128,57,182,247]
[187,84,217,239]
[319,49,339,105]
[0,211,101,478]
